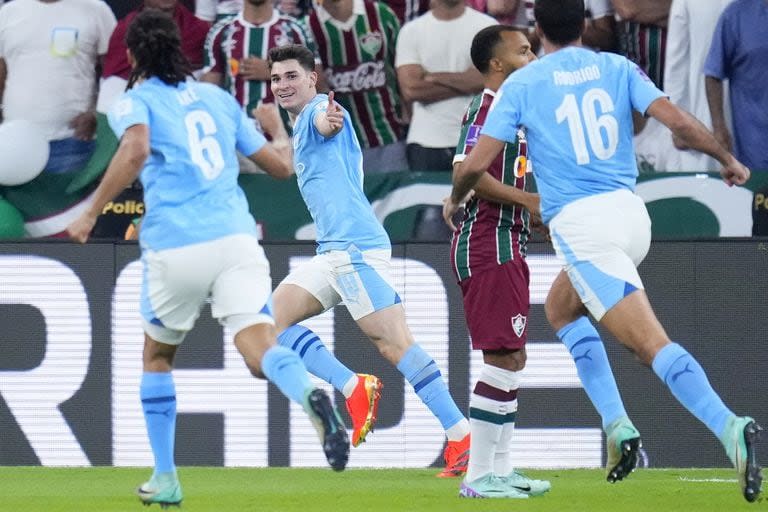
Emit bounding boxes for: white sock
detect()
[465,365,520,482]
[341,375,358,399]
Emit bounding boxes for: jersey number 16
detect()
[555,88,618,165]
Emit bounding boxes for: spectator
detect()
[395,0,496,173]
[704,0,768,234]
[466,0,519,25]
[519,0,617,53]
[200,0,315,118]
[304,0,407,173]
[610,0,672,170]
[662,0,733,172]
[0,0,116,175]
[195,0,243,20]
[385,0,429,25]
[98,0,210,112]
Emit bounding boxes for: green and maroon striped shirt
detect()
[303,0,405,149]
[450,90,531,282]
[203,11,316,114]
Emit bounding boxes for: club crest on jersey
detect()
[511,314,527,338]
[359,31,383,56]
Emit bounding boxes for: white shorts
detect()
[549,189,651,321]
[281,247,401,320]
[141,234,274,345]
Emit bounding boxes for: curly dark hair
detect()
[125,9,191,89]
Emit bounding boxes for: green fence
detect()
[240,171,768,241]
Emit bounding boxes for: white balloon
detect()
[0,119,50,186]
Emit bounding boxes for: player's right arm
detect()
[68,123,149,243]
[646,97,749,186]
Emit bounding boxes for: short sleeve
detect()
[94,2,118,55]
[627,59,666,114]
[703,7,732,80]
[394,22,419,67]
[481,82,523,143]
[202,22,226,74]
[107,93,149,139]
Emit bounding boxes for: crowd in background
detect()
[0,0,765,237]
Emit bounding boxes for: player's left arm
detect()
[314,91,344,138]
[472,172,540,214]
[646,97,750,186]
[67,124,149,243]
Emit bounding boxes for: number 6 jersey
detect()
[108,77,266,251]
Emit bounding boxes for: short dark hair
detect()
[534,0,585,45]
[267,44,315,72]
[471,25,520,74]
[125,9,191,88]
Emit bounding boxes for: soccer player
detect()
[444,0,762,502]
[67,11,349,507]
[268,44,471,477]
[449,25,550,499]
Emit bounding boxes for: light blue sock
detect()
[140,372,177,474]
[261,345,314,405]
[278,325,355,394]
[396,344,464,431]
[652,342,733,438]
[558,317,627,430]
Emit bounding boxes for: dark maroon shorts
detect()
[459,258,530,351]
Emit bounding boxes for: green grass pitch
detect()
[0,467,763,512]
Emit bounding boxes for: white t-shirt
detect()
[0,0,116,140]
[395,7,496,148]
[195,0,243,21]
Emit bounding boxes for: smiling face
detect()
[269,59,318,114]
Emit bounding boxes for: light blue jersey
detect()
[108,77,266,251]
[483,47,665,223]
[292,94,390,253]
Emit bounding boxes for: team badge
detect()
[511,314,527,338]
[359,32,383,56]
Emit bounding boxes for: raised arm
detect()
[313,90,344,138]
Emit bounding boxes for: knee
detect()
[376,340,408,365]
[483,349,526,371]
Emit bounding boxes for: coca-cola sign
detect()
[325,61,387,93]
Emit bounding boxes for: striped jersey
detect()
[303,0,405,149]
[203,10,316,114]
[618,22,667,88]
[384,0,429,25]
[450,90,530,282]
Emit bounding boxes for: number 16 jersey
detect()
[482,46,665,223]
